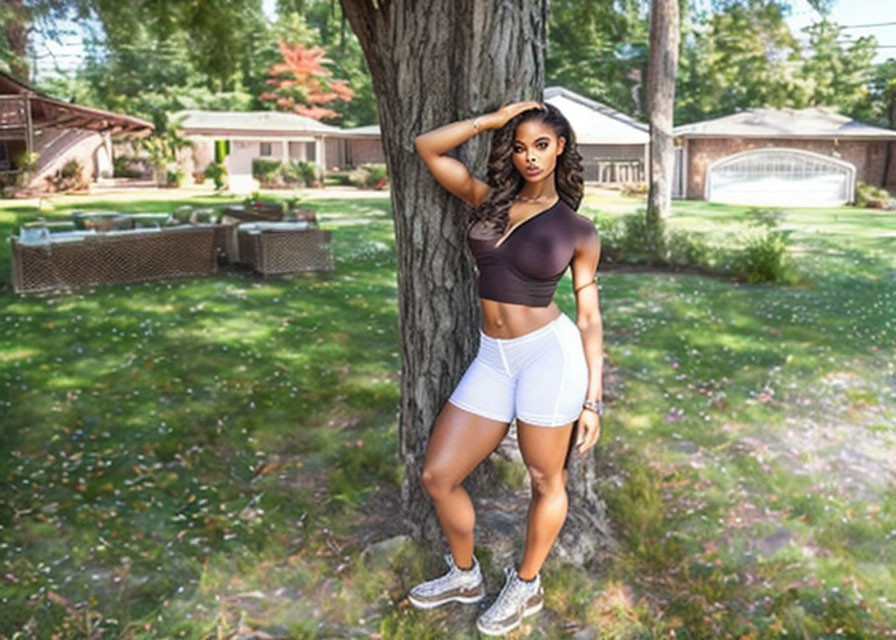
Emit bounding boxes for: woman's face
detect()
[511,118,566,184]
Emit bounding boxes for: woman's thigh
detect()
[515,316,588,428]
[516,420,575,488]
[423,402,509,486]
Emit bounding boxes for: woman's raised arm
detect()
[414,101,543,208]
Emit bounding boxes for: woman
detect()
[409,100,604,636]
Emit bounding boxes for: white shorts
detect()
[447,312,589,427]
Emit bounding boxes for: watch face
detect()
[584,400,603,415]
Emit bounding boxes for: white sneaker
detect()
[407,553,485,609]
[476,567,543,636]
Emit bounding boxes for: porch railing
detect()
[582,159,645,184]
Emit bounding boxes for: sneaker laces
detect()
[412,554,475,595]
[481,566,522,620]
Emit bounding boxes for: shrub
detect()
[203,162,228,191]
[349,163,389,189]
[0,172,17,198]
[664,228,712,267]
[730,229,795,284]
[252,158,283,187]
[347,166,368,187]
[594,209,798,284]
[326,170,353,186]
[280,161,301,185]
[363,163,388,189]
[51,159,90,193]
[15,150,39,173]
[854,181,896,210]
[112,154,147,178]
[165,167,185,188]
[299,160,320,186]
[608,210,666,264]
[281,160,319,187]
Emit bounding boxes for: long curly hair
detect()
[468,102,584,235]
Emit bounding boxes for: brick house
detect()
[672,108,896,206]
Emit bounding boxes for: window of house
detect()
[259,142,272,157]
[0,141,9,170]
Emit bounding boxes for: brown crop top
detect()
[466,198,598,307]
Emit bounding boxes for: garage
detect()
[706,148,856,207]
[673,107,896,205]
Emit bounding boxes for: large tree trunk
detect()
[3,0,30,81]
[646,0,680,225]
[340,0,614,561]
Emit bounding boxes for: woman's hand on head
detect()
[575,409,601,455]
[489,100,544,129]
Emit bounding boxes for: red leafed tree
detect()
[260,41,354,120]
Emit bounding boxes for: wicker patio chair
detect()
[236,224,333,276]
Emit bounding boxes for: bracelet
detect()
[583,399,604,416]
[471,117,482,132]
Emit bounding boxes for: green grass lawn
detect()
[1,193,895,639]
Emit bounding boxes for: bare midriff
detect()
[479,298,562,339]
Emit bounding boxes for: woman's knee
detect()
[421,464,456,500]
[527,465,566,497]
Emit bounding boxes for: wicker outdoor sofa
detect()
[10,225,219,294]
[9,209,334,295]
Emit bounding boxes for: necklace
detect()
[515,193,549,204]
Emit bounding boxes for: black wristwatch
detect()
[583,400,604,416]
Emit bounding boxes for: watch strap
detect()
[583,399,603,416]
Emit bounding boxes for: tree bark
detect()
[340,0,614,561]
[646,0,680,225]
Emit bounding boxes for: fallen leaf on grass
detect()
[666,407,685,422]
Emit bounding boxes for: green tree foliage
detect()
[70,0,268,94]
[546,0,649,115]
[544,0,892,132]
[6,0,893,136]
[798,20,878,116]
[7,0,377,129]
[863,60,896,128]
[1,0,28,79]
[676,0,807,122]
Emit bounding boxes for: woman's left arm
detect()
[570,221,603,455]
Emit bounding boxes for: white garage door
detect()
[706,148,856,207]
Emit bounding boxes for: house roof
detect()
[174,109,343,135]
[0,70,153,137]
[544,86,648,146]
[338,124,381,137]
[674,107,896,140]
